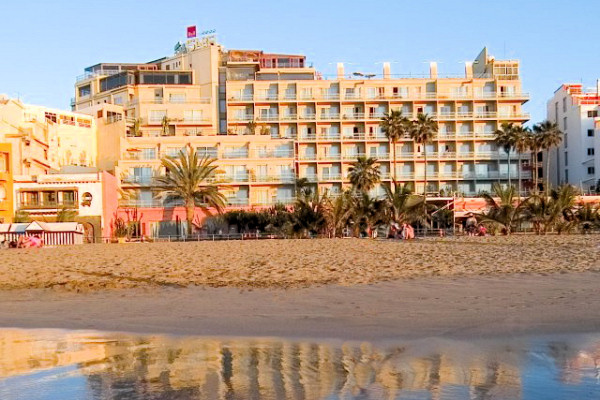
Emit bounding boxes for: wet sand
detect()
[0,236,599,340]
[1,272,600,341]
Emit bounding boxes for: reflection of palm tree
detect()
[155,148,226,236]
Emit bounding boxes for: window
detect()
[564,169,568,182]
[169,94,186,103]
[141,148,157,160]
[588,129,595,137]
[588,167,595,175]
[78,85,91,98]
[563,117,567,130]
[562,97,567,112]
[588,148,595,156]
[564,133,568,148]
[564,151,568,166]
[183,110,203,122]
[149,110,166,123]
[588,110,598,118]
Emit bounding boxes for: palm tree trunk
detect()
[546,148,551,194]
[185,200,195,237]
[517,152,522,199]
[392,139,397,185]
[423,145,427,195]
[507,150,512,187]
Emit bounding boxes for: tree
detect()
[522,184,578,234]
[478,183,523,235]
[246,120,257,135]
[155,148,226,236]
[382,182,427,227]
[350,192,387,237]
[290,191,327,238]
[527,128,544,192]
[380,110,410,183]
[493,122,517,187]
[410,113,438,195]
[323,191,353,238]
[347,156,380,194]
[534,120,563,193]
[161,115,171,136]
[56,207,77,222]
[513,125,531,198]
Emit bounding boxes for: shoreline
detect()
[1,272,599,341]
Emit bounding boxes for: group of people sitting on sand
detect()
[0,235,44,249]
[389,223,415,240]
[464,213,487,236]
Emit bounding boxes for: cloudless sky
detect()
[0,0,598,124]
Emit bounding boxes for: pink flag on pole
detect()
[187,26,197,38]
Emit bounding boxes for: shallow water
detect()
[0,329,598,399]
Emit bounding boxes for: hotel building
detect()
[72,38,529,235]
[547,82,600,191]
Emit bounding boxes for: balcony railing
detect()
[121,175,156,185]
[18,200,78,210]
[119,199,186,208]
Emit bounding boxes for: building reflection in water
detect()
[0,329,599,399]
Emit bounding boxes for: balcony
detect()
[226,198,250,206]
[119,199,185,208]
[209,174,250,183]
[256,114,280,122]
[319,113,340,120]
[342,153,366,161]
[252,174,296,183]
[121,175,155,185]
[299,113,317,120]
[228,94,254,102]
[319,153,342,161]
[18,200,78,210]
[222,150,249,159]
[253,149,294,158]
[230,114,255,122]
[255,94,279,101]
[321,174,343,181]
[253,197,296,206]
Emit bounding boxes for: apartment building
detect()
[12,171,118,241]
[72,38,529,235]
[0,144,13,223]
[547,82,600,191]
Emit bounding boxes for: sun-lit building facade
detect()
[0,143,13,223]
[547,82,600,191]
[72,38,529,234]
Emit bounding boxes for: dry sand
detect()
[0,235,599,291]
[1,235,599,340]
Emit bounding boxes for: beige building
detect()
[73,39,529,208]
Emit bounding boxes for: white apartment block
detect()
[547,82,600,191]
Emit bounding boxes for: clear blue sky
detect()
[0,0,598,124]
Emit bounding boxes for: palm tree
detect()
[409,113,437,195]
[382,182,427,227]
[323,190,353,238]
[478,183,523,235]
[290,191,327,238]
[527,128,544,192]
[347,156,381,193]
[155,148,226,237]
[350,192,386,237]
[493,122,517,187]
[380,110,410,183]
[534,120,563,193]
[513,125,530,198]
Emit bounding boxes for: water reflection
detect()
[0,329,598,399]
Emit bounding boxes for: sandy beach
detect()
[0,235,599,340]
[0,235,599,291]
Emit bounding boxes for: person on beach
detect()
[404,224,415,240]
[478,224,487,236]
[465,213,477,236]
